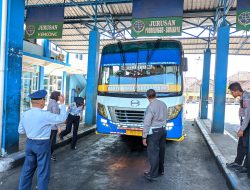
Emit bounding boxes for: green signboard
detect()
[25,6,64,39]
[236,10,250,31]
[25,22,63,39]
[131,17,182,37]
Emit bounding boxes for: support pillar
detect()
[1,0,25,154]
[38,66,44,90]
[39,39,50,90]
[85,29,100,126]
[62,71,67,96]
[62,53,68,95]
[211,25,230,133]
[200,48,211,119]
[0,0,6,155]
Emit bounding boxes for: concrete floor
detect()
[0,121,228,190]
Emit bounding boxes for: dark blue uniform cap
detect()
[74,97,84,105]
[29,90,47,100]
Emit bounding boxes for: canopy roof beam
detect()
[25,0,132,8]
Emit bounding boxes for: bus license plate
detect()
[126,130,142,136]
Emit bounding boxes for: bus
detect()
[97,40,186,141]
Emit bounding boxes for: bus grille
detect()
[114,109,145,123]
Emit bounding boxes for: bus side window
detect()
[102,67,110,85]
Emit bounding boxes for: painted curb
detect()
[0,126,96,173]
[195,118,243,190]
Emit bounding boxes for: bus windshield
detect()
[98,41,183,97]
[99,64,181,94]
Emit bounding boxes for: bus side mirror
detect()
[182,57,188,72]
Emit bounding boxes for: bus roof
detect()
[102,40,182,55]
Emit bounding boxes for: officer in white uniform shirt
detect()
[18,90,67,190]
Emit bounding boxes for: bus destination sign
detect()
[132,17,182,37]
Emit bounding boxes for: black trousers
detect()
[60,114,80,148]
[147,127,166,177]
[50,130,58,155]
[235,126,249,167]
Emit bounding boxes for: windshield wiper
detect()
[118,41,126,70]
[135,50,139,92]
[117,41,126,86]
[146,39,161,74]
[176,66,179,86]
[133,40,162,92]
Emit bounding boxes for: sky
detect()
[184,54,250,80]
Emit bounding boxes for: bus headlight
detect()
[167,104,182,120]
[98,103,108,118]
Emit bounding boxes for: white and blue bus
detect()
[97,40,186,141]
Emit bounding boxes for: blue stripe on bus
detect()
[101,49,181,66]
[166,110,183,139]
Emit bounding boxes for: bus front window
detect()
[98,63,182,96]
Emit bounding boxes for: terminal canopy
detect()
[25,0,250,55]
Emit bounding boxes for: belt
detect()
[151,126,165,129]
[28,138,50,140]
[69,113,80,116]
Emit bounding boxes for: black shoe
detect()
[144,172,157,181]
[51,155,57,161]
[226,162,241,169]
[71,146,77,150]
[159,171,164,175]
[144,171,150,176]
[59,133,63,141]
[144,171,163,176]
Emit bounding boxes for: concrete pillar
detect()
[85,29,100,126]
[211,25,230,133]
[65,52,69,65]
[62,53,69,96]
[66,74,70,104]
[39,39,50,90]
[62,71,67,96]
[1,0,25,154]
[38,66,44,90]
[200,48,211,119]
[0,0,6,155]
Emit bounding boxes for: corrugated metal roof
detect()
[25,0,249,55]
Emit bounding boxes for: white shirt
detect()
[18,105,67,139]
[68,102,83,116]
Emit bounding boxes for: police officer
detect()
[18,90,67,190]
[227,82,250,173]
[142,89,167,181]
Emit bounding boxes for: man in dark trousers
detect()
[227,82,250,173]
[18,90,67,190]
[142,89,167,181]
